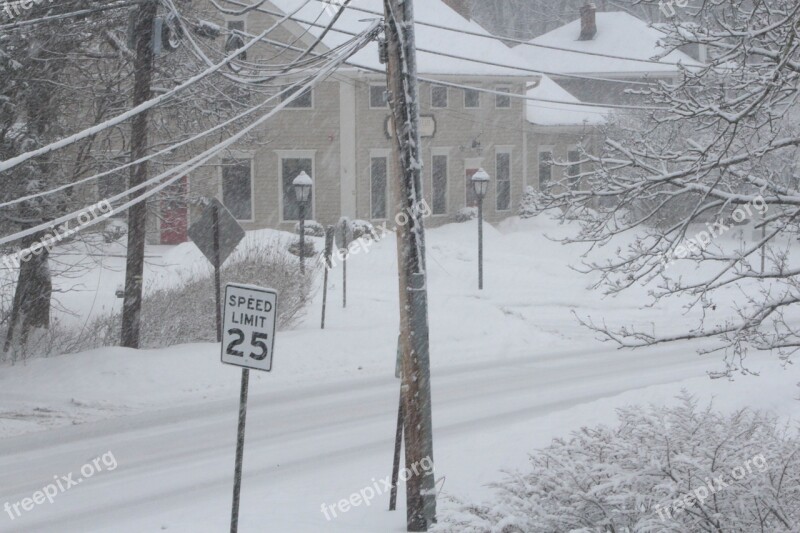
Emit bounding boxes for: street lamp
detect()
[471,168,490,290]
[293,171,313,274]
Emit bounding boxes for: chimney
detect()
[578,3,597,41]
[442,0,471,21]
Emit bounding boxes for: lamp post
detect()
[471,168,490,290]
[293,171,312,274]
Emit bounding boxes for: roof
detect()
[516,12,702,76]
[268,0,538,76]
[526,75,608,126]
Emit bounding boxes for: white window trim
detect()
[495,147,513,212]
[218,151,255,223]
[431,85,448,109]
[464,87,481,109]
[369,149,391,220]
[277,150,316,222]
[369,84,388,109]
[281,84,315,110]
[537,145,555,188]
[495,86,512,109]
[430,147,450,216]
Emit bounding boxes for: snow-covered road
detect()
[0,342,718,533]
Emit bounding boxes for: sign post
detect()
[188,198,245,342]
[321,226,334,329]
[222,283,278,533]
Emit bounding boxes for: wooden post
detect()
[321,226,334,329]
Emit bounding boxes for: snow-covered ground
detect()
[0,216,797,532]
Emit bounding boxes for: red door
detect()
[160,176,188,244]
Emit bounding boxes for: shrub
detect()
[4,238,315,358]
[519,186,538,219]
[454,207,478,223]
[434,393,800,533]
[288,240,316,259]
[351,219,378,241]
[294,220,325,237]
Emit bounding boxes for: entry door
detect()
[160,176,189,244]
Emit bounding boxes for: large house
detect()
[145,0,607,244]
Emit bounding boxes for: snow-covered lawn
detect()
[0,216,797,532]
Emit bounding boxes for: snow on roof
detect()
[526,75,609,126]
[517,12,702,76]
[268,0,537,76]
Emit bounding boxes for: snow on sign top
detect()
[518,12,703,76]
[268,0,538,76]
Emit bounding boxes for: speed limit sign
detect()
[222,283,277,372]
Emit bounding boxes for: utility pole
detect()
[121,0,157,348]
[383,0,436,530]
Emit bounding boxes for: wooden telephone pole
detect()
[121,0,157,348]
[383,0,437,530]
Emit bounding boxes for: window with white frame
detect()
[371,156,388,219]
[538,149,553,190]
[281,157,313,221]
[370,84,388,108]
[495,87,511,108]
[431,85,448,108]
[496,151,511,211]
[464,88,480,108]
[567,149,581,190]
[432,154,448,215]
[221,158,253,221]
[281,86,313,108]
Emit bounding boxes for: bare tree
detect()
[529,0,800,374]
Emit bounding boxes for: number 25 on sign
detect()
[222,284,278,372]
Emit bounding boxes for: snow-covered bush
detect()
[25,239,315,356]
[519,186,538,219]
[351,219,378,241]
[434,394,800,533]
[294,220,324,237]
[454,207,478,223]
[102,219,127,243]
[287,240,316,259]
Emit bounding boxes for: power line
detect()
[0,20,380,247]
[0,0,141,31]
[321,0,696,69]
[0,4,314,175]
[220,0,664,87]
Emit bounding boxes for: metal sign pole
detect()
[321,226,334,329]
[390,385,404,511]
[342,230,348,309]
[230,368,250,533]
[213,204,222,342]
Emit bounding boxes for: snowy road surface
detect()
[0,343,718,533]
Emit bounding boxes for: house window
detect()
[281,86,313,108]
[538,150,553,190]
[568,150,581,190]
[227,20,245,32]
[370,85,387,108]
[464,88,480,108]
[431,86,448,108]
[496,151,511,211]
[221,158,253,221]
[495,87,511,108]
[282,157,313,221]
[432,154,448,215]
[371,157,388,219]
